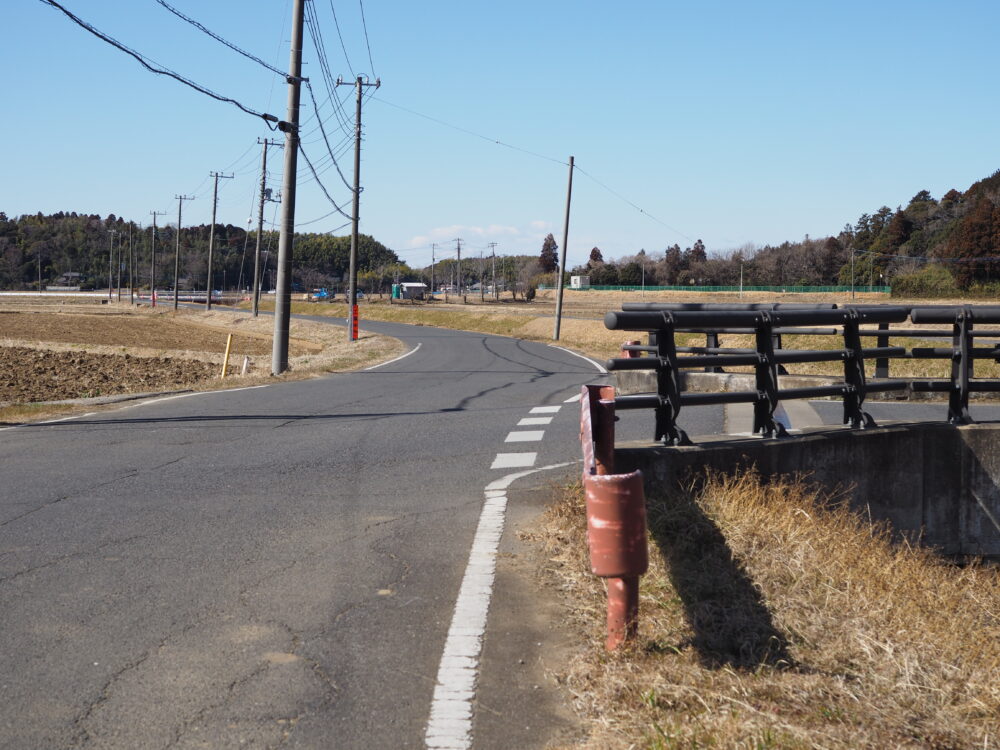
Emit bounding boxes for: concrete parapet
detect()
[615,422,1000,557]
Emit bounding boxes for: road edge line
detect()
[425,460,577,749]
[547,344,607,374]
[364,342,422,370]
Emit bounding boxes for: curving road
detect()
[0,316,723,750]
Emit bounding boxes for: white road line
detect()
[529,406,561,414]
[517,417,552,426]
[548,344,608,374]
[425,461,577,750]
[364,342,422,370]
[504,431,544,443]
[563,392,582,403]
[490,452,537,469]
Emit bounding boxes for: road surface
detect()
[0,316,721,750]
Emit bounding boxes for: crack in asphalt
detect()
[0,457,185,530]
[0,534,147,587]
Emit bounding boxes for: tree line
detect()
[6,168,1000,296]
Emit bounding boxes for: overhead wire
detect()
[298,141,353,220]
[327,0,354,76]
[358,0,375,76]
[38,0,279,125]
[152,0,287,78]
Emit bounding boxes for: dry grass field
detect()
[0,297,403,420]
[533,474,1000,749]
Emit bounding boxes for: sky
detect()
[3,0,1000,271]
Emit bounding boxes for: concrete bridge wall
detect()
[616,423,1000,557]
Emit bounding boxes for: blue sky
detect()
[3,0,999,270]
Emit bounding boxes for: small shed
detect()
[570,275,591,289]
[400,282,428,300]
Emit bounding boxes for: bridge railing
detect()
[604,304,1000,444]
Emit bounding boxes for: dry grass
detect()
[532,473,1000,749]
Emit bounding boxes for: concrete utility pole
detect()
[489,242,497,300]
[128,223,134,304]
[431,243,436,298]
[173,195,194,310]
[149,211,166,306]
[116,227,124,302]
[454,238,463,299]
[336,74,380,342]
[205,172,233,311]
[107,229,117,300]
[272,0,305,373]
[553,155,574,340]
[253,138,282,318]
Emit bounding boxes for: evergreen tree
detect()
[539,233,558,273]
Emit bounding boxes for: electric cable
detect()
[39,0,279,126]
[153,0,288,78]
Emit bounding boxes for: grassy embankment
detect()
[534,474,1000,749]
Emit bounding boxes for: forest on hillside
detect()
[569,168,1000,295]
[4,168,1000,296]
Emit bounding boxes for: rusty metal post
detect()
[622,340,641,358]
[584,470,648,650]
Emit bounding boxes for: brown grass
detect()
[532,473,1000,749]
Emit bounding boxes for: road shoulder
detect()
[475,483,585,749]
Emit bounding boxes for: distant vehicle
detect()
[310,287,331,301]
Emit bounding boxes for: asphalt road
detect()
[0,316,722,750]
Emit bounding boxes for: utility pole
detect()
[454,238,463,300]
[336,74,381,341]
[149,211,166,306]
[173,195,194,310]
[272,0,305,373]
[107,229,117,300]
[205,172,233,311]
[553,155,574,340]
[128,223,135,304]
[253,138,282,317]
[116,227,124,302]
[430,243,436,299]
[488,242,497,300]
[479,252,485,302]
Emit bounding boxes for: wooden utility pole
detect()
[205,172,233,311]
[553,155,574,340]
[173,195,194,310]
[272,0,305,373]
[336,74,380,341]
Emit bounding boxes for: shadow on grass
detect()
[647,488,794,670]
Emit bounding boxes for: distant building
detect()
[570,275,590,289]
[400,282,428,300]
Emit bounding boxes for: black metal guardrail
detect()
[604,303,1000,445]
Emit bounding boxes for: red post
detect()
[584,470,648,650]
[622,339,641,358]
[352,304,359,340]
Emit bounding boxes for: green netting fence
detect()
[536,284,891,294]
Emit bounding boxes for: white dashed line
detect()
[563,392,583,403]
[517,417,552,426]
[504,431,544,443]
[529,406,561,414]
[425,461,577,750]
[490,452,537,469]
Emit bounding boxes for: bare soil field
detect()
[0,298,403,415]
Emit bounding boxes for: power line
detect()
[39,0,279,125]
[372,96,567,166]
[298,141,352,220]
[358,0,375,76]
[572,164,694,242]
[153,0,288,77]
[327,0,354,75]
[304,80,354,191]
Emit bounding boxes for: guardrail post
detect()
[704,332,723,373]
[655,312,690,446]
[875,322,890,378]
[583,471,648,650]
[842,310,875,428]
[581,385,616,480]
[950,308,973,424]
[752,312,785,437]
